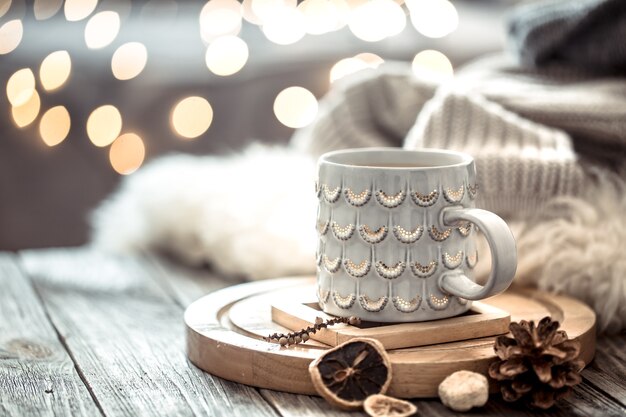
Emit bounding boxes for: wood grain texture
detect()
[19,248,278,417]
[583,335,626,407]
[0,253,101,417]
[149,255,625,417]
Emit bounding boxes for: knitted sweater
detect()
[290,56,626,219]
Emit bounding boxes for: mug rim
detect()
[319,147,473,170]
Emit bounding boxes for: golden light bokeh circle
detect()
[109,133,146,175]
[39,50,72,91]
[205,36,249,76]
[330,53,384,83]
[64,0,98,22]
[84,11,120,49]
[273,86,318,128]
[171,96,213,139]
[411,49,454,81]
[12,89,41,128]
[39,106,71,147]
[34,0,63,20]
[0,19,23,55]
[262,6,306,45]
[348,0,405,42]
[111,42,148,80]
[298,0,342,35]
[0,0,11,18]
[199,0,242,43]
[6,68,35,107]
[407,0,458,39]
[87,105,123,147]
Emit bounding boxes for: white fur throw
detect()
[92,145,626,333]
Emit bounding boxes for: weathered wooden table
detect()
[1,248,624,417]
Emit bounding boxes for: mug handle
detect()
[438,207,517,300]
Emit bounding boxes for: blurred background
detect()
[0,0,518,250]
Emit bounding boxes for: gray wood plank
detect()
[0,253,101,417]
[583,335,626,407]
[19,248,278,417]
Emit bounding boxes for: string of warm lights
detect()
[1,0,459,176]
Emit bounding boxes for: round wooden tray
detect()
[185,277,596,398]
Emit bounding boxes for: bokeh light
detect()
[330,53,384,83]
[252,0,297,24]
[109,133,145,175]
[407,0,458,38]
[262,6,306,45]
[0,20,23,55]
[199,0,242,43]
[348,0,406,42]
[6,68,35,107]
[241,0,262,24]
[84,11,120,49]
[205,36,249,76]
[0,0,11,18]
[40,50,72,91]
[171,96,213,139]
[298,0,343,35]
[34,0,63,20]
[111,42,148,80]
[87,105,122,147]
[11,89,40,128]
[39,106,71,147]
[411,49,454,81]
[64,0,98,22]
[273,86,318,128]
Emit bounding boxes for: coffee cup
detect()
[315,148,517,322]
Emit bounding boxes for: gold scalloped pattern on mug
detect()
[333,291,356,309]
[466,252,478,269]
[467,183,478,200]
[317,288,330,304]
[392,295,422,313]
[410,260,438,278]
[393,225,423,244]
[323,255,341,273]
[343,259,371,278]
[375,189,406,208]
[428,294,450,310]
[411,189,439,207]
[344,188,372,207]
[457,222,473,237]
[428,225,452,241]
[375,260,406,279]
[359,295,388,312]
[358,225,388,244]
[331,221,355,241]
[322,184,341,203]
[443,185,465,203]
[317,220,329,236]
[442,251,464,269]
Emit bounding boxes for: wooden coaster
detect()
[185,277,596,398]
[269,287,510,350]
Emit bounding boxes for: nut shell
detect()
[309,338,392,410]
[364,394,417,417]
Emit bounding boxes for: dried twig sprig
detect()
[265,316,361,346]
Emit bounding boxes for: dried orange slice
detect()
[309,338,392,410]
[364,394,417,417]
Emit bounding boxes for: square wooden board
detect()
[271,289,510,349]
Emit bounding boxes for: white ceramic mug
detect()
[315,148,517,322]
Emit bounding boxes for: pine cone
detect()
[488,316,585,409]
